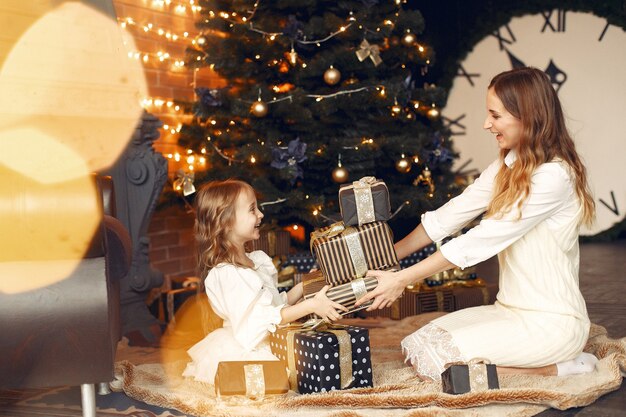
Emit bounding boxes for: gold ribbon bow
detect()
[445,358,492,392]
[173,169,196,196]
[356,39,382,66]
[354,176,377,186]
[310,222,368,278]
[310,222,345,248]
[282,322,354,391]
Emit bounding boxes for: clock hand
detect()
[544,59,568,93]
[505,48,526,69]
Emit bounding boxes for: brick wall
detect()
[111,1,225,282]
[147,205,197,288]
[111,0,225,172]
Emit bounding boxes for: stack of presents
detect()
[215,176,499,398]
[267,177,393,394]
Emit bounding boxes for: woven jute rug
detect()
[112,313,625,417]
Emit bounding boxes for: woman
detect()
[356,67,598,380]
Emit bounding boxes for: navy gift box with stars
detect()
[269,325,373,394]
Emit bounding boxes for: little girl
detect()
[183,179,347,383]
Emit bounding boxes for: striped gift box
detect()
[310,221,399,286]
[360,288,455,319]
[301,270,326,296]
[302,272,379,314]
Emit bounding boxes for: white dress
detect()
[402,152,590,377]
[182,251,288,383]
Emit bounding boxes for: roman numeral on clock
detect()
[442,114,466,136]
[456,65,480,87]
[542,9,567,33]
[599,191,620,216]
[491,24,516,50]
[598,21,610,42]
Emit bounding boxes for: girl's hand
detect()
[310,285,349,322]
[354,269,406,311]
[286,281,304,305]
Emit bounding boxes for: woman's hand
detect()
[354,269,408,311]
[309,285,349,322]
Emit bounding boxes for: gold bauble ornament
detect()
[331,165,348,183]
[324,65,341,85]
[395,155,411,173]
[402,31,416,47]
[250,99,268,117]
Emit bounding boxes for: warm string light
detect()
[210,142,243,165]
[259,198,288,207]
[125,50,186,69]
[118,18,195,43]
[247,86,377,110]
[206,2,404,49]
[166,147,207,171]
[141,97,188,115]
[117,0,203,72]
[148,0,202,15]
[243,84,439,122]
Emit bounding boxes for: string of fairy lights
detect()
[123,0,442,212]
[115,0,205,175]
[185,0,439,169]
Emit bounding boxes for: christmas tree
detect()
[178,0,457,239]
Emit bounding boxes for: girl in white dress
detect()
[355,67,598,380]
[183,180,347,383]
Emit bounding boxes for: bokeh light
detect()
[0,1,147,292]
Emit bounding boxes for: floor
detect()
[536,241,626,417]
[0,240,624,417]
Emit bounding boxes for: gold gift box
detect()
[214,360,289,397]
[310,221,399,286]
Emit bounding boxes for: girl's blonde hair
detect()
[194,179,255,278]
[485,67,595,226]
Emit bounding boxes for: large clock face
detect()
[444,11,626,235]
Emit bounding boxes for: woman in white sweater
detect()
[356,67,598,380]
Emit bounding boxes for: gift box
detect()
[441,361,499,395]
[214,360,290,398]
[339,176,391,226]
[310,221,399,286]
[246,229,291,256]
[302,270,378,313]
[284,252,318,273]
[301,270,326,296]
[360,287,455,319]
[269,324,373,394]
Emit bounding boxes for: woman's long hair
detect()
[194,179,255,278]
[485,67,595,226]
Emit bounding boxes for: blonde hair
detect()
[194,179,255,278]
[485,67,595,226]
